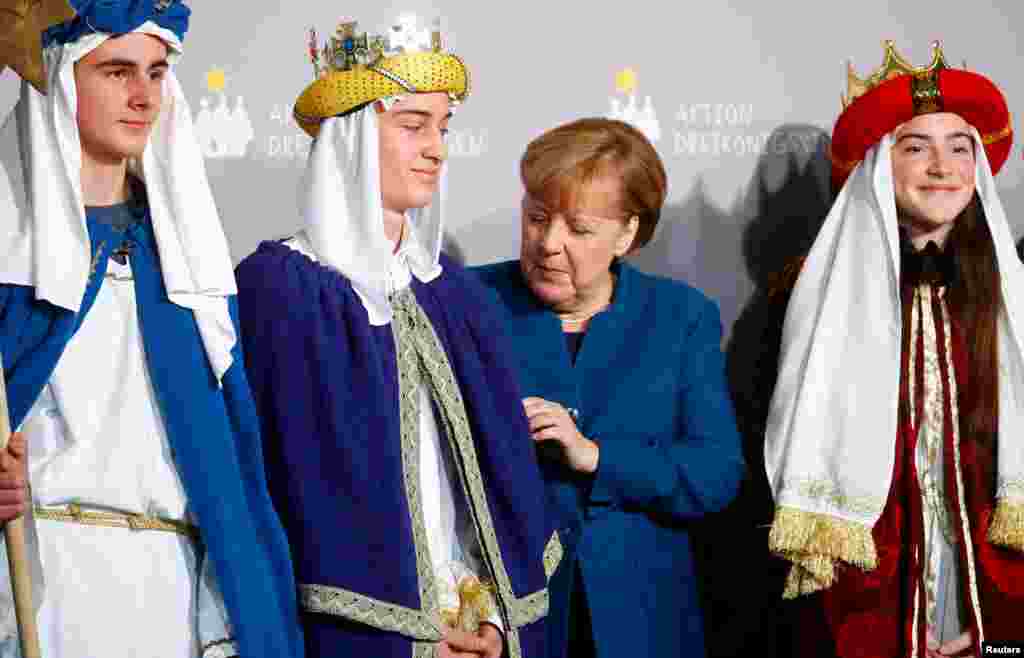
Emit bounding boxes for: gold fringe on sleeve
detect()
[987,499,1024,552]
[769,506,878,599]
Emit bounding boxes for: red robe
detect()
[790,286,1024,658]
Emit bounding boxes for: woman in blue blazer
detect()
[473,118,744,658]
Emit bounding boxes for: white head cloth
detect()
[297,100,446,326]
[765,127,1024,593]
[0,22,238,381]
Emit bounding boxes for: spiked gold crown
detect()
[842,40,949,109]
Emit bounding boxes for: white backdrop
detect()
[4,0,1022,336]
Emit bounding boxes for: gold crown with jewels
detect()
[842,40,950,109]
[294,13,470,138]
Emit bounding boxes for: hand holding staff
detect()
[0,354,40,658]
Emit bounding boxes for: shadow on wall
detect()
[627,178,753,339]
[1019,236,1024,261]
[448,206,522,268]
[631,124,834,658]
[443,232,467,266]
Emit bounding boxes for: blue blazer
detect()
[472,259,744,658]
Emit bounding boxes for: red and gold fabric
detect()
[829,43,1013,188]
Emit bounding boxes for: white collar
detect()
[298,105,445,326]
[288,214,443,326]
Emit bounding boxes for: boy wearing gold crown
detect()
[0,1,303,657]
[765,42,1024,657]
[234,15,558,658]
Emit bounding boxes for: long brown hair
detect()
[944,194,1001,441]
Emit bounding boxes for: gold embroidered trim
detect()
[987,498,1024,552]
[543,531,563,581]
[918,286,957,546]
[299,583,443,640]
[394,300,441,628]
[769,506,878,599]
[33,503,198,539]
[507,589,548,627]
[781,479,885,517]
[392,290,549,658]
[982,117,1013,145]
[940,295,986,645]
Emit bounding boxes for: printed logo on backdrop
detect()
[607,68,661,143]
[193,68,254,159]
[263,105,489,161]
[600,69,826,159]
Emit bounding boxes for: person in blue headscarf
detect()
[0,2,304,657]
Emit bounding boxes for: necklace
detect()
[556,304,608,327]
[555,273,616,328]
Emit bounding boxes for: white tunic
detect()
[0,256,233,658]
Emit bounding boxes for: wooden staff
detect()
[0,354,40,658]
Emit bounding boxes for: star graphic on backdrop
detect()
[205,67,225,93]
[615,68,637,94]
[0,0,76,94]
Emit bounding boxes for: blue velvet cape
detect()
[0,211,304,658]
[235,241,556,658]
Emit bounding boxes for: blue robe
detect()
[235,241,557,658]
[472,259,745,658]
[0,210,304,658]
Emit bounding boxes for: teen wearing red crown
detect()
[765,41,1024,657]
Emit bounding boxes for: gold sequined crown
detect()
[294,13,470,138]
[842,40,949,109]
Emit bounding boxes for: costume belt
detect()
[33,502,199,540]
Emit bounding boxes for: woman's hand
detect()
[0,432,28,522]
[522,397,599,474]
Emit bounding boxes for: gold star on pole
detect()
[0,0,77,94]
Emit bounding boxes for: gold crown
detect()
[842,40,949,108]
[295,14,469,138]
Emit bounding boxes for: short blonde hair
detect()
[520,118,667,251]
